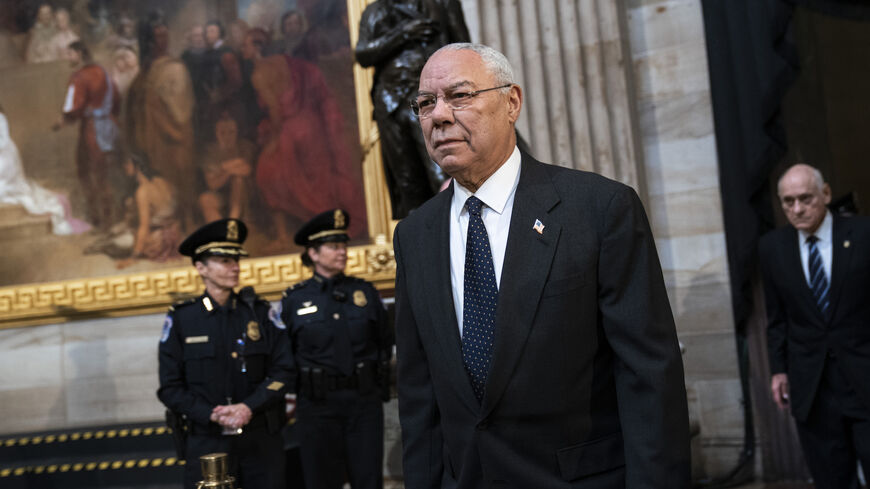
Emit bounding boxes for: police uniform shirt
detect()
[157,290,293,427]
[280,273,390,381]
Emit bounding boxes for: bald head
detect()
[777,164,831,234]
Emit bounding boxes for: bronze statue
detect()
[355,0,470,219]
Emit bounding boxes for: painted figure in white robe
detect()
[0,111,75,235]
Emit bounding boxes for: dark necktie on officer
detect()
[807,235,830,317]
[461,196,499,401]
[330,281,355,376]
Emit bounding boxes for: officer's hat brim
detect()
[194,243,250,260]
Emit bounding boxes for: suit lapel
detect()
[482,155,560,417]
[423,186,480,412]
[827,215,853,322]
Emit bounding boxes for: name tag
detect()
[185,335,209,344]
[297,305,318,316]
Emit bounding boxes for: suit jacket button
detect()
[477,419,489,431]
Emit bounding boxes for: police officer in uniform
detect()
[157,218,293,489]
[280,209,393,489]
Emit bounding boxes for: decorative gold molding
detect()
[0,0,396,329]
[0,243,395,329]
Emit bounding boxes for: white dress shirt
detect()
[797,210,833,286]
[450,146,521,336]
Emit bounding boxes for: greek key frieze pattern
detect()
[0,244,395,328]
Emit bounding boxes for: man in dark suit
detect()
[760,164,870,489]
[393,43,690,489]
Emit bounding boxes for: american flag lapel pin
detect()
[533,219,545,235]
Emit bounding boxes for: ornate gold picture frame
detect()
[0,0,394,328]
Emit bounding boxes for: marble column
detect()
[461,0,643,190]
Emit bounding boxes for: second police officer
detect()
[281,209,393,489]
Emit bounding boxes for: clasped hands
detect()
[210,402,252,430]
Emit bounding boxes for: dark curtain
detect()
[702,0,797,343]
[701,0,870,483]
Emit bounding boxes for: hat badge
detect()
[227,220,239,240]
[334,209,345,229]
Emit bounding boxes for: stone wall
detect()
[0,313,165,434]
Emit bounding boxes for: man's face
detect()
[67,47,82,67]
[283,14,304,37]
[120,19,135,37]
[37,5,52,25]
[153,25,170,53]
[417,50,521,187]
[55,10,70,30]
[215,119,238,147]
[206,25,221,46]
[308,242,347,278]
[778,166,831,234]
[189,26,205,50]
[123,158,135,177]
[196,255,241,292]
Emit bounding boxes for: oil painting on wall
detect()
[0,0,374,293]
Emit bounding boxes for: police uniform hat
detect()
[294,209,350,247]
[179,218,249,261]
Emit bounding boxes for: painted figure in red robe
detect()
[251,54,366,244]
[53,40,120,229]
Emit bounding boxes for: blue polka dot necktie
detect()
[462,196,498,401]
[806,235,830,317]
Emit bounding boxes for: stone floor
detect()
[732,483,814,489]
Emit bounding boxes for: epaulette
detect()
[284,278,312,296]
[168,297,197,312]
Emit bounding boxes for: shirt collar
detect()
[798,210,833,243]
[201,290,236,314]
[452,146,521,217]
[313,271,344,290]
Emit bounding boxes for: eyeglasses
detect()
[410,84,512,118]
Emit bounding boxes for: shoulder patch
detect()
[160,315,173,343]
[268,302,287,330]
[286,279,310,294]
[171,297,197,309]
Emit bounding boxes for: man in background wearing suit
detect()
[393,43,690,489]
[760,164,870,489]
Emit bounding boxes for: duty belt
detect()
[298,361,377,399]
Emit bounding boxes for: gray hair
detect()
[807,166,825,192]
[433,43,516,88]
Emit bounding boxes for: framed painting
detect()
[0,0,394,328]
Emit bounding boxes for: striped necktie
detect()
[806,235,830,316]
[461,196,498,401]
